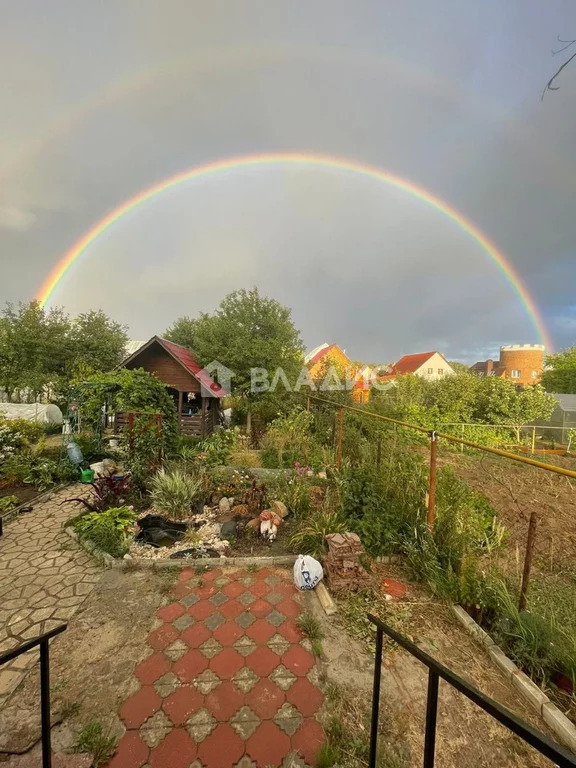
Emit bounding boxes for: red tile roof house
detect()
[120,336,225,436]
[378,352,455,385]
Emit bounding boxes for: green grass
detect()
[297,612,324,641]
[73,721,116,767]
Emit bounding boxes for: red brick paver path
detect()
[108,568,325,768]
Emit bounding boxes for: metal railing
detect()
[0,624,67,768]
[368,615,576,768]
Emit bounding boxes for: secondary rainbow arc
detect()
[35,152,552,350]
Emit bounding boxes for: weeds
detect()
[73,721,116,767]
[311,638,324,658]
[60,700,81,719]
[297,612,324,641]
[321,681,411,768]
[247,563,259,572]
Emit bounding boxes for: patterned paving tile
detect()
[110,567,324,768]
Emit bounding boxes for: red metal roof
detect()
[308,344,339,366]
[157,337,225,397]
[393,352,437,375]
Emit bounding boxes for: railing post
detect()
[40,638,52,768]
[531,426,536,455]
[336,407,344,470]
[423,669,439,768]
[519,511,538,611]
[461,423,464,454]
[369,626,384,768]
[428,431,438,530]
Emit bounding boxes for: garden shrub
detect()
[0,418,44,444]
[198,427,240,466]
[65,475,133,513]
[73,505,136,557]
[290,505,348,556]
[490,579,576,688]
[150,468,203,519]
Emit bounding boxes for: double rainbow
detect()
[36,152,552,349]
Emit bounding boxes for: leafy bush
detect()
[150,469,202,519]
[229,449,262,467]
[73,506,136,557]
[269,470,312,518]
[290,506,348,556]
[0,422,22,465]
[198,428,240,466]
[0,495,19,513]
[262,407,315,467]
[2,451,78,490]
[65,475,132,513]
[0,418,45,444]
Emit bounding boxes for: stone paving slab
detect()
[0,486,103,706]
[107,568,325,768]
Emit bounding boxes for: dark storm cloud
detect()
[0,0,575,360]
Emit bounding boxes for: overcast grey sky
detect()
[0,0,575,363]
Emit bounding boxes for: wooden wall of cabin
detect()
[124,345,200,392]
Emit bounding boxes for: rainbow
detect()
[36,152,552,349]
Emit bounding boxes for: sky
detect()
[0,0,575,364]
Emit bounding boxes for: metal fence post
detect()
[531,426,536,455]
[336,407,344,469]
[428,431,438,530]
[519,511,538,611]
[368,627,384,768]
[423,669,439,768]
[40,638,52,768]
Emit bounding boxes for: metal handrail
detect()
[367,615,576,768]
[0,624,67,768]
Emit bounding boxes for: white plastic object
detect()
[293,554,323,590]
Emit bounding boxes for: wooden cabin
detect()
[120,336,224,436]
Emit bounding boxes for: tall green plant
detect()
[150,469,202,519]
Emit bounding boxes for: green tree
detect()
[448,361,471,374]
[164,315,199,351]
[541,346,576,394]
[0,301,71,401]
[69,310,129,373]
[473,378,556,440]
[166,288,304,428]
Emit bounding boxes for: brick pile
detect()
[323,533,370,592]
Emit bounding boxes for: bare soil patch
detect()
[440,451,576,574]
[309,565,564,768]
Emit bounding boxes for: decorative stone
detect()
[231,504,251,518]
[271,500,289,519]
[218,497,231,514]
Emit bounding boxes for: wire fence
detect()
[305,394,576,610]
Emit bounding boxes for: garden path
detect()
[107,566,326,768]
[0,486,103,708]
